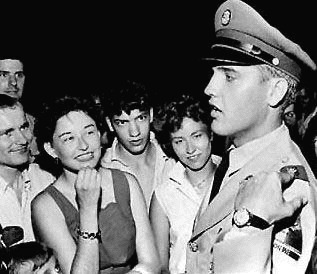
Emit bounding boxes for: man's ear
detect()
[267,78,288,107]
[105,117,114,132]
[150,108,154,123]
[43,142,58,159]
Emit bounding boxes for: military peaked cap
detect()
[205,0,316,82]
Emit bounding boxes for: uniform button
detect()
[188,241,199,252]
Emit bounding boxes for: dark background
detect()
[5,1,316,113]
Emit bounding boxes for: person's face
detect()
[171,117,212,171]
[108,109,152,155]
[48,111,101,172]
[283,104,297,128]
[204,65,270,146]
[0,59,25,99]
[0,104,32,168]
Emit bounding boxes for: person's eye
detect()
[0,71,8,77]
[16,72,25,78]
[225,73,236,82]
[63,136,74,143]
[193,133,202,139]
[116,120,126,126]
[0,130,13,138]
[173,139,182,145]
[21,122,30,131]
[138,115,147,121]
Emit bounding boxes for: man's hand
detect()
[234,170,308,224]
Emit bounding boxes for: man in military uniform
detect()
[185,0,317,273]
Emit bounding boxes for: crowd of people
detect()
[1,0,317,273]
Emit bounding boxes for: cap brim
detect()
[203,44,264,66]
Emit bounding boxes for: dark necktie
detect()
[208,150,231,204]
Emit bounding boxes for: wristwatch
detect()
[233,207,270,229]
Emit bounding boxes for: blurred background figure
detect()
[283,103,301,146]
[90,92,110,149]
[4,241,60,274]
[301,114,317,178]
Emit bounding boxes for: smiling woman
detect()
[31,94,160,274]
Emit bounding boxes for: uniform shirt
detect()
[200,124,297,214]
[189,124,316,274]
[155,156,221,274]
[101,131,172,209]
[0,163,55,242]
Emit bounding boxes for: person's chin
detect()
[128,145,147,155]
[211,122,229,136]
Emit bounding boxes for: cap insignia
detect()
[221,9,231,26]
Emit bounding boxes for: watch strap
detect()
[249,212,270,229]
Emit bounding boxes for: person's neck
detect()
[233,117,282,148]
[117,141,156,167]
[55,169,78,196]
[0,165,24,189]
[185,155,216,187]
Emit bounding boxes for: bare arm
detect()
[71,168,101,274]
[32,193,79,274]
[149,192,170,273]
[126,174,161,274]
[31,168,101,274]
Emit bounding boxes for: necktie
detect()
[208,150,231,204]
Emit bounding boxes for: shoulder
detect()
[99,167,138,192]
[155,163,183,198]
[31,187,56,211]
[28,163,55,184]
[24,164,55,195]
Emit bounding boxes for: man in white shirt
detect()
[0,94,54,242]
[0,55,39,161]
[100,80,173,209]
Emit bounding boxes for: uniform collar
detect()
[229,124,288,175]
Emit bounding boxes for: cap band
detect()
[212,29,302,81]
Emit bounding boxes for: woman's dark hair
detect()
[301,114,317,177]
[34,94,103,176]
[158,93,212,160]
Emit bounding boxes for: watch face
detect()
[233,208,250,227]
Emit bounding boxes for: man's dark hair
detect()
[103,80,151,118]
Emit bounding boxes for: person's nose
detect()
[204,74,220,98]
[129,121,140,137]
[13,130,29,145]
[78,136,89,150]
[185,140,195,154]
[8,74,18,87]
